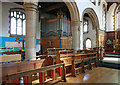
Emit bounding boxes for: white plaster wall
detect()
[106,3,117,32]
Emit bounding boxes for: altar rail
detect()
[6,63,66,84]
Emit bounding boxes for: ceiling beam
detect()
[41,3,66,12]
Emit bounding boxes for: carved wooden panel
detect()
[41,36,60,52]
[41,36,72,52]
[60,57,72,66]
[61,36,72,49]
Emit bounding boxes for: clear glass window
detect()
[86,39,92,49]
[10,9,26,37]
[83,20,89,33]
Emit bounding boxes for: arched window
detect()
[86,39,92,49]
[83,20,89,33]
[9,8,26,37]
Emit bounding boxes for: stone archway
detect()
[64,1,81,50]
[24,1,81,60]
[82,8,100,48]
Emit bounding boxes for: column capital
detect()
[71,21,82,27]
[23,0,38,3]
[24,2,38,12]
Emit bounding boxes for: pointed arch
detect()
[82,8,100,47]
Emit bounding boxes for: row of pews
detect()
[1,48,98,84]
[36,48,98,76]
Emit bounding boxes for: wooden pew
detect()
[36,50,72,76]
[59,50,74,58]
[59,50,98,76]
[35,55,47,60]
[46,48,74,55]
[1,51,25,58]
[71,54,83,77]
[71,52,97,76]
[0,54,21,64]
[82,52,97,72]
[35,49,98,77]
[2,55,66,84]
[2,59,45,79]
[77,50,86,53]
[47,48,73,51]
[2,56,50,83]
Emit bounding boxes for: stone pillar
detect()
[24,2,38,60]
[71,21,81,52]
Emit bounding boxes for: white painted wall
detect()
[106,3,117,32]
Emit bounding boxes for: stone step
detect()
[104,54,120,58]
[98,60,120,69]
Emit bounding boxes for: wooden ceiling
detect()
[15,2,70,20]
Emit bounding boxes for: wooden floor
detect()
[57,67,119,84]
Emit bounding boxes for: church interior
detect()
[0,0,120,84]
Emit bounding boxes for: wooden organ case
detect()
[41,10,72,52]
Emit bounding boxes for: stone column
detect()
[24,2,38,60]
[71,21,81,52]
